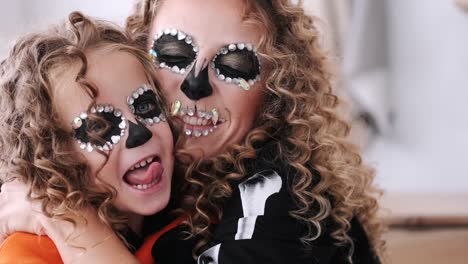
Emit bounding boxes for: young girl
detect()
[0,12,177,263]
[0,0,386,263]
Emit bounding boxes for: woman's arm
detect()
[0,181,139,264]
[42,209,139,264]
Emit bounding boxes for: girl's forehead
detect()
[85,49,149,99]
[52,50,150,123]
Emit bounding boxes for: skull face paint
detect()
[212,43,261,91]
[151,29,215,100]
[150,29,198,75]
[125,120,153,149]
[151,29,261,93]
[127,84,166,126]
[72,105,127,152]
[181,63,213,101]
[73,84,166,152]
[149,0,266,158]
[57,49,174,220]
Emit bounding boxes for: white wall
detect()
[369,0,468,193]
[0,0,134,58]
[24,0,134,26]
[0,1,24,56]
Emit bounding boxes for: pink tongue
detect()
[125,162,163,185]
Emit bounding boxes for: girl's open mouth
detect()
[124,156,164,191]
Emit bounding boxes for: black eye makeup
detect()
[149,28,199,75]
[127,84,166,126]
[72,84,166,153]
[211,43,261,91]
[72,105,127,152]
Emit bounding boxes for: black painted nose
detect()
[181,65,213,101]
[126,120,152,149]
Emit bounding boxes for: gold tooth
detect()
[171,100,181,116]
[239,79,250,91]
[212,108,219,125]
[72,117,83,129]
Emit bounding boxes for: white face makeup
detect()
[149,0,265,158]
[55,49,174,218]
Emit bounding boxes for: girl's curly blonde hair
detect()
[127,0,385,261]
[0,11,170,248]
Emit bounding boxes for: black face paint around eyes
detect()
[72,105,127,152]
[127,84,167,126]
[149,28,199,75]
[211,43,261,91]
[214,50,259,80]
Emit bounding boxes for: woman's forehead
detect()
[151,0,261,49]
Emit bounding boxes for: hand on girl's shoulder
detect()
[0,232,62,264]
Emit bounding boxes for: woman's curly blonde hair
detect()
[0,11,170,248]
[127,0,385,261]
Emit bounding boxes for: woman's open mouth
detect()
[172,102,226,138]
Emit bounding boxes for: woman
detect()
[0,0,384,263]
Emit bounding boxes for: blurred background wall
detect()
[0,0,133,56]
[303,0,468,194]
[303,1,468,263]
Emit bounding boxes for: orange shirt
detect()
[0,216,185,264]
[0,232,62,264]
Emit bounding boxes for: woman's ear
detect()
[455,0,468,12]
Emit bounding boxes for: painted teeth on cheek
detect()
[187,108,195,117]
[212,108,219,125]
[183,112,224,127]
[184,124,220,138]
[189,117,197,126]
[174,102,227,138]
[197,111,206,118]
